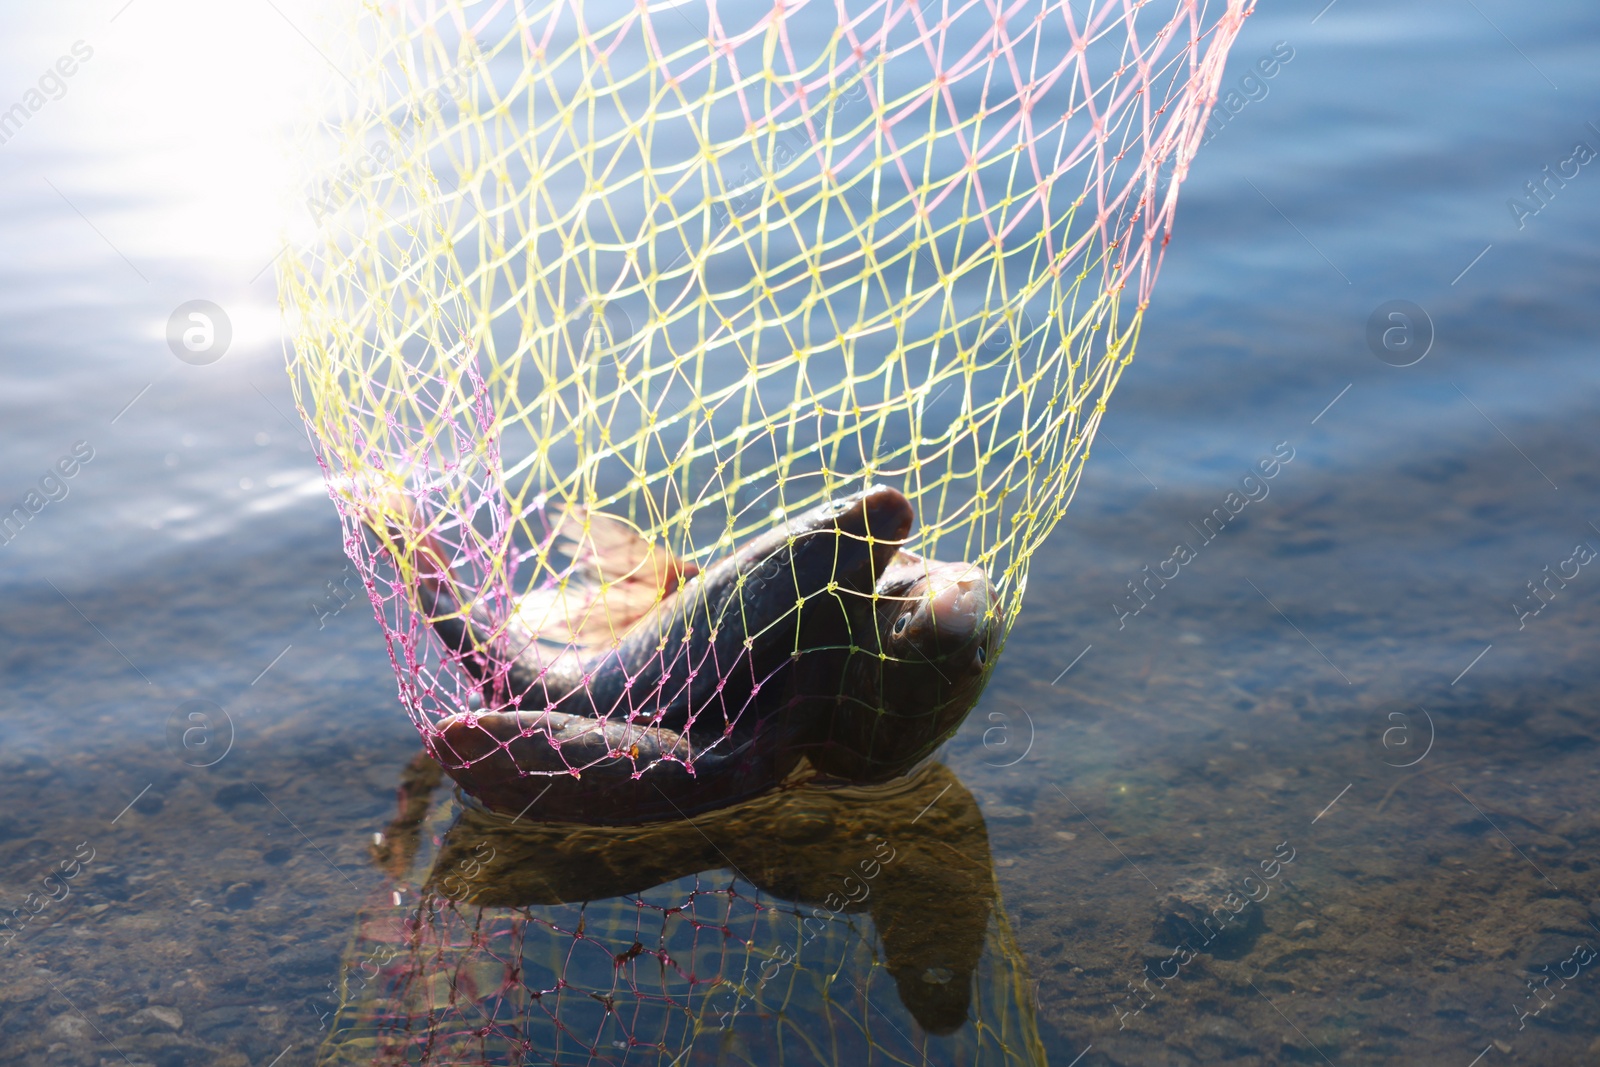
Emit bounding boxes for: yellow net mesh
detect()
[283,0,1254,789]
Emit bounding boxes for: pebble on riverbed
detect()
[1153,867,1265,957]
[126,1005,183,1032]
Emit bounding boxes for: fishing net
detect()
[283,0,1254,784]
[318,761,1044,1066]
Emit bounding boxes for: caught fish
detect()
[366,486,996,822]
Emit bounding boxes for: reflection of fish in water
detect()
[367,486,998,822]
[320,757,1046,1066]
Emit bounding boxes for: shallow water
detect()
[3,1,1600,1064]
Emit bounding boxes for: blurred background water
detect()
[2,1,1599,1064]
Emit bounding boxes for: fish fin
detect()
[514,507,697,654]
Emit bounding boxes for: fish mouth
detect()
[920,563,995,670]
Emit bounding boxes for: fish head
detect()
[872,558,997,714]
[880,560,994,670]
[799,554,999,782]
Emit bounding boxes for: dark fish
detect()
[375,487,913,822]
[368,486,997,822]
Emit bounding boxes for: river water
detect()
[2,1,1599,1064]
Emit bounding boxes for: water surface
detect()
[3,1,1600,1064]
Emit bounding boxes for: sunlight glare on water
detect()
[24,0,344,281]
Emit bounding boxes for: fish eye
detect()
[976,645,987,665]
[892,612,912,636]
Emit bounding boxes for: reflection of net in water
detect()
[322,883,1037,1065]
[284,0,1255,774]
[318,764,1042,1065]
